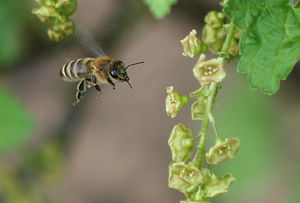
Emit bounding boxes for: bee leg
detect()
[78,79,87,92]
[106,75,115,90]
[91,75,97,85]
[95,85,102,99]
[85,78,93,88]
[73,80,87,106]
[73,92,86,106]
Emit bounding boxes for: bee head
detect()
[110,60,129,80]
[110,60,144,88]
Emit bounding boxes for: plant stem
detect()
[206,82,219,139]
[221,22,235,54]
[193,117,209,168]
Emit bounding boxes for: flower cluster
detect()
[32,0,77,41]
[166,23,240,202]
[166,83,240,202]
[201,11,242,57]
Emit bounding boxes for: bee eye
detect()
[110,69,118,78]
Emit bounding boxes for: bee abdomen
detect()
[60,58,94,82]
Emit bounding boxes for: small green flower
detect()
[191,98,207,121]
[168,124,194,162]
[169,162,205,197]
[201,173,235,198]
[202,23,226,54]
[193,54,226,84]
[165,86,190,118]
[181,30,207,58]
[204,11,225,29]
[169,162,235,200]
[48,19,75,41]
[206,138,240,165]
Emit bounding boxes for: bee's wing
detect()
[76,25,106,57]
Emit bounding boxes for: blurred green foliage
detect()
[0,0,25,67]
[0,88,33,152]
[290,163,300,203]
[214,77,279,201]
[23,140,64,184]
[0,140,64,203]
[0,166,42,203]
[144,0,177,19]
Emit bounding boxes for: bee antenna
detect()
[126,61,144,69]
[127,81,133,89]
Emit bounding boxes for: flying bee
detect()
[60,27,144,105]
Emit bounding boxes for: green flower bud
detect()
[193,54,226,84]
[165,86,190,118]
[204,11,225,29]
[206,138,240,165]
[169,162,205,197]
[181,29,207,58]
[201,173,235,198]
[168,124,194,162]
[202,24,226,54]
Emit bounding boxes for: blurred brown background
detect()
[0,0,299,203]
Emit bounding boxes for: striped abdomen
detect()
[60,58,94,82]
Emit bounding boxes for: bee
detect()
[60,27,144,106]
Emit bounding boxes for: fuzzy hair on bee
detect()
[59,26,143,105]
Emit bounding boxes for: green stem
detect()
[206,82,219,139]
[193,117,209,168]
[220,22,236,55]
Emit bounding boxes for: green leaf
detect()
[224,0,300,94]
[144,0,177,20]
[0,88,33,152]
